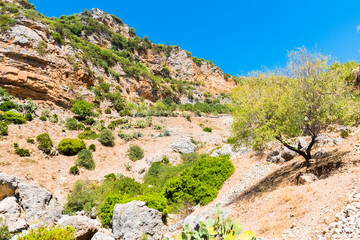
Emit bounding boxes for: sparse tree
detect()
[230,47,359,162]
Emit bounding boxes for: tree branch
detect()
[275,136,309,160]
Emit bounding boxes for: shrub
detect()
[35,40,48,56]
[17,226,75,240]
[39,115,47,121]
[58,138,86,156]
[69,165,79,175]
[49,114,58,123]
[134,120,147,128]
[340,129,349,138]
[36,133,53,154]
[98,129,115,147]
[71,100,94,119]
[1,111,26,124]
[26,138,35,144]
[65,118,78,130]
[118,130,142,141]
[0,101,17,111]
[76,149,95,170]
[0,217,11,240]
[162,155,234,205]
[14,143,30,157]
[82,117,95,125]
[78,130,98,140]
[0,122,8,136]
[0,15,16,32]
[51,32,64,45]
[164,130,171,136]
[89,144,96,152]
[128,144,144,161]
[25,112,33,121]
[203,127,212,133]
[105,108,111,114]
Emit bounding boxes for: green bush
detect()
[49,114,58,123]
[98,129,115,147]
[35,40,48,56]
[104,108,111,114]
[128,144,144,161]
[36,133,53,154]
[0,101,17,111]
[17,226,75,240]
[341,129,349,138]
[118,130,142,141]
[0,15,16,32]
[39,115,47,121]
[0,217,11,240]
[1,111,26,124]
[82,117,95,125]
[98,193,123,226]
[14,143,30,157]
[58,138,86,156]
[78,130,98,140]
[71,100,94,119]
[65,118,79,130]
[89,144,96,152]
[51,32,64,45]
[69,165,79,175]
[203,127,212,133]
[76,149,95,170]
[26,138,35,144]
[25,112,33,121]
[162,155,234,205]
[0,122,8,136]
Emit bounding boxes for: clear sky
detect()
[31,0,360,76]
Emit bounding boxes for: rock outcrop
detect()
[112,201,164,240]
[171,138,197,154]
[57,215,102,240]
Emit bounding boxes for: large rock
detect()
[15,183,62,224]
[210,144,233,157]
[91,232,115,240]
[0,196,27,233]
[280,147,297,161]
[299,173,318,184]
[112,201,164,240]
[0,173,20,201]
[57,215,101,240]
[171,138,197,154]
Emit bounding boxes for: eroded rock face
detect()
[210,144,233,157]
[0,196,27,233]
[112,201,164,240]
[57,215,101,240]
[0,173,20,201]
[171,138,197,154]
[91,232,115,240]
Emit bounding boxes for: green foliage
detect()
[104,108,111,114]
[35,40,48,56]
[0,101,17,111]
[78,130,98,140]
[18,0,35,10]
[0,217,11,240]
[51,32,64,45]
[88,144,96,152]
[36,133,53,154]
[98,193,123,226]
[24,112,33,121]
[0,15,16,32]
[82,117,95,125]
[340,129,349,138]
[65,117,77,130]
[49,114,59,123]
[17,226,75,240]
[26,138,35,144]
[107,118,128,129]
[58,138,86,156]
[230,47,360,160]
[0,111,26,124]
[118,130,142,141]
[203,127,212,133]
[0,122,8,136]
[162,155,234,205]
[128,144,144,161]
[71,100,94,119]
[76,149,95,170]
[39,115,47,121]
[14,143,30,157]
[69,165,79,175]
[98,129,115,146]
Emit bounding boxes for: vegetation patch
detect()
[58,138,86,156]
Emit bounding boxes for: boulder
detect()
[92,232,115,240]
[334,137,343,145]
[171,138,197,154]
[299,173,318,184]
[280,147,297,161]
[0,196,27,233]
[266,150,283,163]
[297,137,309,151]
[57,215,101,240]
[0,173,20,201]
[144,154,163,165]
[210,144,233,157]
[112,201,163,240]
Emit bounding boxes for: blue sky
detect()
[31,0,360,76]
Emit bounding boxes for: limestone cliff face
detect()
[0,2,236,106]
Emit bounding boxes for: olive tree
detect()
[230,47,359,162]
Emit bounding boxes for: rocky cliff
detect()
[0,0,236,107]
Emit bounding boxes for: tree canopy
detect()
[230,47,360,161]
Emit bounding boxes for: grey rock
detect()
[334,137,343,145]
[145,154,163,165]
[299,173,318,184]
[210,144,233,157]
[297,137,309,151]
[280,147,297,161]
[316,133,332,147]
[266,150,280,162]
[0,173,20,201]
[171,138,197,154]
[92,232,115,240]
[112,201,163,240]
[10,25,41,46]
[0,196,27,233]
[58,215,101,240]
[313,148,330,159]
